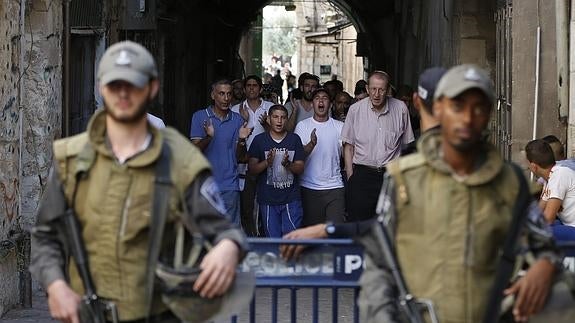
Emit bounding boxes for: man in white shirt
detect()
[295,88,346,225]
[285,73,320,131]
[231,75,274,235]
[526,139,575,241]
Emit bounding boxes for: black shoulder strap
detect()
[145,141,172,320]
[483,162,532,323]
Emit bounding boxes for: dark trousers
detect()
[345,165,385,222]
[301,187,346,226]
[240,174,259,237]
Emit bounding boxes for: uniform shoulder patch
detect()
[53,133,90,160]
[386,153,425,177]
[199,176,228,216]
[397,153,426,172]
[386,154,426,206]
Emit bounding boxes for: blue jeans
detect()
[260,200,303,238]
[552,221,575,257]
[552,220,575,241]
[220,190,241,226]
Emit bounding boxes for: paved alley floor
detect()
[2,290,55,323]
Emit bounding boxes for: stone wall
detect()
[455,0,497,73]
[0,0,24,314]
[511,0,565,164]
[295,2,363,90]
[338,25,364,94]
[298,33,338,83]
[0,0,62,315]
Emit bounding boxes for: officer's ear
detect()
[149,79,160,99]
[433,97,443,119]
[413,93,422,113]
[98,82,108,97]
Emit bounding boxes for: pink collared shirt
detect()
[341,97,414,167]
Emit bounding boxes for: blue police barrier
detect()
[228,239,575,322]
[231,238,363,323]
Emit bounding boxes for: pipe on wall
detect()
[569,0,575,157]
[63,0,71,137]
[556,0,569,120]
[532,26,541,141]
[17,0,25,235]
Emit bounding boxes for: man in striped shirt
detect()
[341,71,414,221]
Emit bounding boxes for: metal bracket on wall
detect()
[121,0,156,30]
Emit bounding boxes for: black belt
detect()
[353,163,387,173]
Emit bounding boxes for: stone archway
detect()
[131,0,494,136]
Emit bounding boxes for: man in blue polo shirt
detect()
[191,79,253,225]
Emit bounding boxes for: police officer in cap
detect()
[359,65,561,323]
[31,41,248,322]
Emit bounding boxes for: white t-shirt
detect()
[231,99,273,190]
[295,117,344,190]
[286,99,314,125]
[147,113,165,129]
[543,164,575,226]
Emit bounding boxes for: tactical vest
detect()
[386,150,520,323]
[53,111,210,321]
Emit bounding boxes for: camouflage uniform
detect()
[30,110,248,321]
[358,130,560,323]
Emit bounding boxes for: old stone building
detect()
[0,0,62,314]
[293,1,363,91]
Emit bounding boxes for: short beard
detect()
[246,93,260,101]
[450,139,480,153]
[104,98,150,124]
[452,142,474,152]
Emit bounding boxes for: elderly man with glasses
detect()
[341,70,414,222]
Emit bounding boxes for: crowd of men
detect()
[190,70,415,237]
[194,65,568,322]
[30,39,570,323]
[197,67,575,247]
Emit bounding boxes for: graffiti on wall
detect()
[0,178,18,224]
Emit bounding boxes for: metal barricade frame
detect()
[228,238,575,322]
[232,238,363,323]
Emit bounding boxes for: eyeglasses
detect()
[369,87,387,95]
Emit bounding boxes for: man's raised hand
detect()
[239,122,253,140]
[310,128,317,145]
[203,119,215,137]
